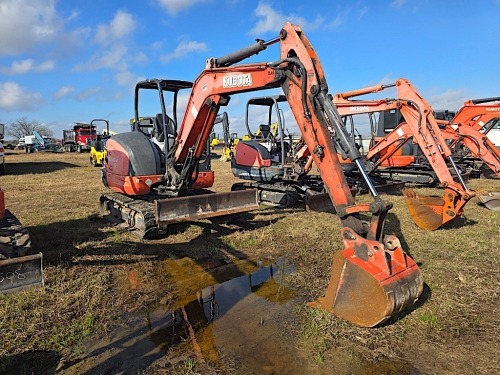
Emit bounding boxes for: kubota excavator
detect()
[230,94,331,209]
[333,78,479,230]
[434,98,500,180]
[447,97,500,133]
[100,23,423,327]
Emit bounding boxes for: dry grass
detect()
[0,149,499,374]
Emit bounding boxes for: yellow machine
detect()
[89,119,110,167]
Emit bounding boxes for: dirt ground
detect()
[0,149,499,375]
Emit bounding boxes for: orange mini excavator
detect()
[435,97,500,180]
[100,23,423,327]
[334,78,478,230]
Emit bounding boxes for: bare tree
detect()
[6,117,53,139]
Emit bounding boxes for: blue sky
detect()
[0,0,499,138]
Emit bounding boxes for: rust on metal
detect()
[308,228,423,327]
[155,189,259,224]
[403,189,445,231]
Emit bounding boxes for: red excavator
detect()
[333,78,477,230]
[447,97,500,133]
[100,23,423,327]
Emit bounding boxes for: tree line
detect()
[3,117,54,140]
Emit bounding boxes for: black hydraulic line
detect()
[471,97,500,105]
[316,91,379,197]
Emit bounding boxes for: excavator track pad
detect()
[0,253,44,293]
[309,228,423,327]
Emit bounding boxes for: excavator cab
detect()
[232,95,294,182]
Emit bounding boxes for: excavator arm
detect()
[103,24,423,327]
[334,79,475,230]
[438,122,500,177]
[451,97,500,132]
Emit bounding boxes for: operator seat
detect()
[154,113,177,151]
[256,124,271,139]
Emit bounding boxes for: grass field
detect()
[0,149,499,374]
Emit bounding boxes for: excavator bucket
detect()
[402,188,470,230]
[309,229,423,327]
[478,192,500,211]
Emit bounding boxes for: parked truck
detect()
[63,122,97,152]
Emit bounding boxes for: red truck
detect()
[63,122,97,152]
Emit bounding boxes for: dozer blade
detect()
[155,189,259,224]
[478,192,500,211]
[305,192,336,213]
[0,253,44,294]
[309,230,423,327]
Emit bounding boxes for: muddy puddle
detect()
[58,257,315,374]
[45,255,421,374]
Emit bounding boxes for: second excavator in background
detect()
[333,78,479,230]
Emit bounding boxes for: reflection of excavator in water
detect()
[100,23,423,327]
[333,78,485,230]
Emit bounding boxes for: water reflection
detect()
[63,258,299,374]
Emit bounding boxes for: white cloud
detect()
[94,10,136,46]
[427,89,468,111]
[114,69,144,88]
[359,6,368,18]
[391,0,407,8]
[53,86,75,100]
[73,44,128,72]
[0,59,55,75]
[77,87,100,101]
[0,0,63,56]
[0,82,44,110]
[249,2,324,35]
[379,73,395,85]
[156,0,210,16]
[161,40,208,63]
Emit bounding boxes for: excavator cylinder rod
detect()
[155,189,259,224]
[308,229,423,327]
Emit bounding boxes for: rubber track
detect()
[100,192,161,239]
[0,210,32,260]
